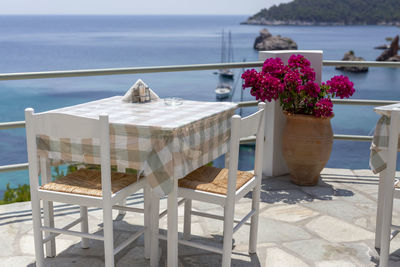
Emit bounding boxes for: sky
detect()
[0,0,291,15]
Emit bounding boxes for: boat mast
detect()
[227,31,233,63]
[221,29,226,63]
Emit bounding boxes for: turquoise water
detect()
[0,15,399,197]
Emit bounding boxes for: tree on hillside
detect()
[248,0,400,25]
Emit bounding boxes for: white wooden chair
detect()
[25,108,150,267]
[374,108,400,267]
[152,102,266,267]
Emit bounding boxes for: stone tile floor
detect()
[1,168,400,266]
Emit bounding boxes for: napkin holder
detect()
[132,83,151,103]
[122,79,159,103]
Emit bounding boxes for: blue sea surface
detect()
[0,15,399,197]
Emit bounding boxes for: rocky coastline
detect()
[241,19,400,26]
[376,35,400,62]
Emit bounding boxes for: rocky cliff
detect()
[376,35,400,62]
[253,29,297,51]
[336,51,368,73]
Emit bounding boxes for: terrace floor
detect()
[1,168,400,267]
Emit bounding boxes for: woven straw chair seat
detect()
[178,165,254,195]
[40,169,139,197]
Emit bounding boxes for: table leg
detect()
[144,182,151,259]
[167,178,178,267]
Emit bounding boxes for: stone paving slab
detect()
[1,168,400,266]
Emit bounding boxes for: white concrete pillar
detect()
[260,50,323,177]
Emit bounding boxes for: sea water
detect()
[0,15,399,197]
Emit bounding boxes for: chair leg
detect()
[32,198,45,267]
[249,183,261,254]
[43,200,56,257]
[80,206,89,249]
[103,204,115,267]
[40,158,56,257]
[118,198,127,216]
[144,183,151,259]
[183,199,192,240]
[150,192,160,267]
[379,106,400,267]
[221,204,235,267]
[375,172,385,249]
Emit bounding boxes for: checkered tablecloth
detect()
[37,96,237,196]
[370,103,400,174]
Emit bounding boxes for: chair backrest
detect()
[385,108,400,191]
[25,110,103,139]
[226,102,266,200]
[25,108,112,199]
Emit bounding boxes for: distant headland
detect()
[242,0,400,26]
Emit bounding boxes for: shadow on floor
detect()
[245,175,354,204]
[26,219,259,266]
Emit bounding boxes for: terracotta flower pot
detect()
[282,112,333,186]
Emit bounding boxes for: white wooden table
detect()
[38,96,237,266]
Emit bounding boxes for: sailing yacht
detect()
[219,30,234,79]
[215,30,234,99]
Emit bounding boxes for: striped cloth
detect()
[370,103,400,174]
[37,96,237,196]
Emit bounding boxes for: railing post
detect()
[259,50,323,177]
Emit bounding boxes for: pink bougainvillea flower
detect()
[288,54,311,69]
[262,57,288,78]
[326,75,355,99]
[300,66,316,82]
[241,56,354,117]
[283,69,302,91]
[258,74,284,102]
[241,69,260,89]
[299,81,320,98]
[314,98,333,118]
[242,71,283,102]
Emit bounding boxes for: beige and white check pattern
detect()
[370,103,400,174]
[36,96,237,197]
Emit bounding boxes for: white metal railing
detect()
[0,163,29,173]
[0,120,25,130]
[0,60,398,81]
[323,60,400,68]
[0,62,262,81]
[0,60,399,173]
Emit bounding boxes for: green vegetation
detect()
[1,165,80,205]
[0,183,30,204]
[249,0,400,25]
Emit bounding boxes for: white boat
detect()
[215,84,231,99]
